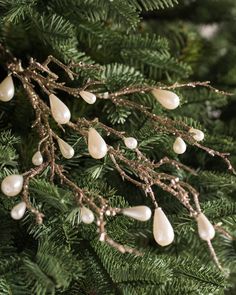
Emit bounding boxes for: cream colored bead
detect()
[153,208,174,246]
[88,128,107,159]
[103,92,109,99]
[32,151,43,166]
[49,94,71,124]
[1,174,23,197]
[152,89,180,110]
[173,137,187,154]
[80,91,96,104]
[11,201,27,220]
[124,137,138,150]
[80,206,95,224]
[57,138,74,159]
[189,127,204,141]
[197,213,215,241]
[0,75,15,102]
[121,206,152,221]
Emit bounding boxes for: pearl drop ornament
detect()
[1,174,24,197]
[173,137,187,154]
[124,137,138,150]
[152,89,180,110]
[80,206,95,224]
[57,138,74,159]
[153,208,174,246]
[80,91,96,104]
[189,127,204,142]
[197,213,215,241]
[121,206,152,221]
[88,128,107,159]
[49,94,71,124]
[0,75,15,102]
[32,151,43,166]
[11,201,27,220]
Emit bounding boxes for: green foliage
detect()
[132,0,178,10]
[0,130,19,170]
[0,0,37,24]
[0,0,236,294]
[32,13,76,46]
[19,238,82,294]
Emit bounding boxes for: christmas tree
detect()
[0,1,236,294]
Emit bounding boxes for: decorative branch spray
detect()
[0,45,234,269]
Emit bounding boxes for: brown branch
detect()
[2,50,233,264]
[161,81,232,96]
[214,224,235,240]
[22,163,48,223]
[207,240,223,270]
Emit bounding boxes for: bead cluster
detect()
[0,74,215,249]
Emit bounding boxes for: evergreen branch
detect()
[129,0,179,11]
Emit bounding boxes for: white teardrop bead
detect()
[88,128,107,159]
[80,91,96,104]
[57,138,74,159]
[197,213,215,241]
[153,208,174,246]
[11,201,27,220]
[173,137,187,154]
[151,89,180,110]
[124,137,138,150]
[32,151,43,166]
[0,75,15,102]
[1,174,24,197]
[122,206,152,221]
[189,127,204,142]
[80,206,95,224]
[49,94,71,124]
